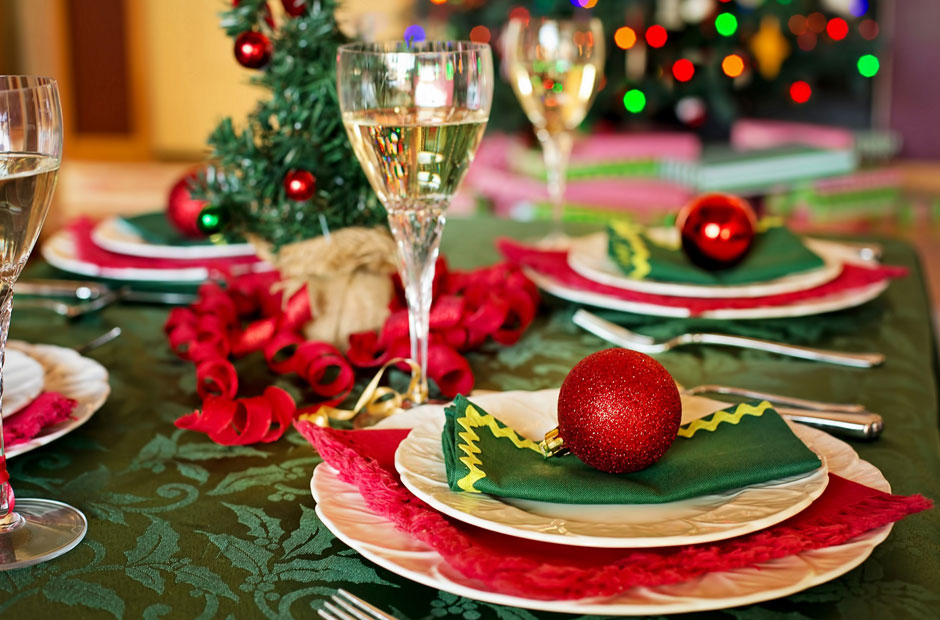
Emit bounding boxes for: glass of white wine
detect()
[337,42,493,402]
[0,76,87,569]
[504,17,605,239]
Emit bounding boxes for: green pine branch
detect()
[198,0,386,249]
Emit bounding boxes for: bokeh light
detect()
[859,19,879,40]
[672,59,695,82]
[646,25,668,48]
[715,13,738,37]
[430,0,447,5]
[623,89,647,113]
[509,7,530,23]
[788,15,807,36]
[403,24,426,45]
[614,26,638,50]
[797,32,817,51]
[806,12,826,34]
[858,54,880,77]
[850,0,869,17]
[721,54,745,78]
[790,80,812,103]
[826,18,848,41]
[469,25,491,43]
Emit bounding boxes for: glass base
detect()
[0,498,88,570]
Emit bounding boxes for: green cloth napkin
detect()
[120,212,244,246]
[442,395,821,504]
[607,221,825,285]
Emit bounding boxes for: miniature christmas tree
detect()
[197,0,386,249]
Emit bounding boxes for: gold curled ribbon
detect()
[297,357,425,428]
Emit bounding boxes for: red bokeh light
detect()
[859,19,880,40]
[645,25,668,48]
[826,18,849,41]
[469,25,491,43]
[672,59,695,82]
[790,80,812,103]
[508,7,530,23]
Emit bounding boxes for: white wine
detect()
[342,108,488,211]
[508,60,602,136]
[0,153,59,280]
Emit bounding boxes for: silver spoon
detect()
[75,327,122,354]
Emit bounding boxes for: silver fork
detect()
[573,309,885,368]
[318,589,397,620]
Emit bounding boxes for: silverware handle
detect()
[683,384,866,413]
[779,407,884,439]
[689,333,885,368]
[16,279,107,299]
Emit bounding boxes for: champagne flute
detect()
[504,18,605,240]
[0,76,87,569]
[337,42,493,402]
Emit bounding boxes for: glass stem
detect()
[539,129,573,238]
[0,284,15,526]
[386,206,446,404]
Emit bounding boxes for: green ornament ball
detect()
[197,205,227,235]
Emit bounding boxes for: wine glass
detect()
[337,42,493,402]
[504,18,605,240]
[0,76,87,569]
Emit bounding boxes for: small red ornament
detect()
[550,349,682,474]
[284,169,317,201]
[234,31,272,69]
[167,172,209,238]
[281,0,306,16]
[677,193,757,271]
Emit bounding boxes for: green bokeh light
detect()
[623,89,646,113]
[858,54,880,77]
[715,13,738,37]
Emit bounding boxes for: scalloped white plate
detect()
[40,229,271,283]
[395,390,829,548]
[91,216,255,260]
[3,349,45,418]
[568,232,844,299]
[5,341,110,459]
[312,395,891,616]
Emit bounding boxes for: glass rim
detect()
[0,75,59,92]
[337,41,491,57]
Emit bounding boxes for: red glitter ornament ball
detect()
[234,31,272,69]
[557,349,682,474]
[166,172,208,238]
[284,169,317,201]
[677,193,757,271]
[281,0,307,16]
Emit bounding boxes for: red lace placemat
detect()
[298,424,931,601]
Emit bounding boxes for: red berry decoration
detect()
[554,349,682,474]
[284,169,317,201]
[167,172,209,238]
[281,0,306,16]
[677,193,757,271]
[234,31,272,69]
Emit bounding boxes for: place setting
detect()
[3,1,939,619]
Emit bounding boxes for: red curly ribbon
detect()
[164,255,540,445]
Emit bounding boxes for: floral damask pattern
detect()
[2,223,938,619]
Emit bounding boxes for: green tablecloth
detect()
[3,218,938,619]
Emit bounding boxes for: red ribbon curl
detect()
[165,256,539,445]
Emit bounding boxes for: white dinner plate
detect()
[525,267,889,320]
[91,216,256,260]
[2,349,45,418]
[5,341,110,459]
[40,229,270,283]
[395,390,829,548]
[568,232,844,299]
[312,401,892,616]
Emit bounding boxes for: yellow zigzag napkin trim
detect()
[455,404,541,493]
[609,221,651,280]
[678,400,773,439]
